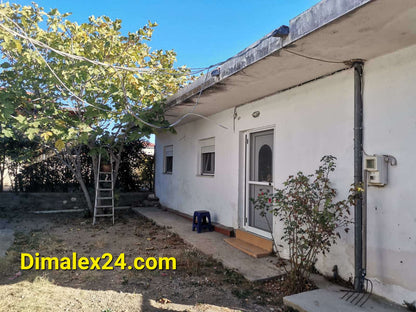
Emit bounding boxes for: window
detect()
[164,145,173,174]
[199,138,215,175]
[202,151,215,174]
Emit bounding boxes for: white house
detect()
[155,0,416,305]
[142,141,155,156]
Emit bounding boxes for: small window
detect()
[202,151,215,174]
[164,145,173,174]
[199,138,215,175]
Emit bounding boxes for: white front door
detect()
[244,129,274,238]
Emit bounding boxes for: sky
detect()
[11,0,320,69]
[8,0,320,142]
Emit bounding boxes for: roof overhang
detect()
[165,0,416,123]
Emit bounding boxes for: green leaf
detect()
[55,139,65,151]
[40,131,53,141]
[26,128,39,140]
[14,40,22,54]
[15,115,26,124]
[2,128,13,137]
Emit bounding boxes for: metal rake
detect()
[340,276,373,307]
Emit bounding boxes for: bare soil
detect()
[0,208,290,312]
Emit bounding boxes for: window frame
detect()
[198,137,215,176]
[163,145,173,174]
[201,151,215,175]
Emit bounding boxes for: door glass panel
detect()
[250,130,273,182]
[258,145,272,182]
[249,184,273,232]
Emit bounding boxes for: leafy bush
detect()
[253,155,356,293]
[13,141,153,192]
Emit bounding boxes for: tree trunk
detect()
[0,152,5,192]
[74,147,94,215]
[57,147,94,215]
[91,154,98,191]
[76,171,94,215]
[111,146,124,189]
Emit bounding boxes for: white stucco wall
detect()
[155,44,416,304]
[155,109,238,227]
[361,44,416,303]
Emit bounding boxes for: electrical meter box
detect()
[364,155,388,186]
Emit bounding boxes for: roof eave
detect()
[166,0,373,108]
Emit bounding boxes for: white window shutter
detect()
[201,145,215,153]
[200,137,215,153]
[165,145,173,157]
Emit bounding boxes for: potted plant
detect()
[101,163,111,172]
[100,152,112,172]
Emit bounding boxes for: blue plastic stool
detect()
[192,210,213,233]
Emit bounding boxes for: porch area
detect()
[132,206,285,282]
[133,206,409,312]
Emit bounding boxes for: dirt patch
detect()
[0,209,289,311]
[2,276,144,312]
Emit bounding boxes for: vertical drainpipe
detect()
[353,61,364,291]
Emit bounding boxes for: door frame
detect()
[242,125,275,239]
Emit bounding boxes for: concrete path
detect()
[283,288,407,312]
[0,219,14,257]
[132,207,285,281]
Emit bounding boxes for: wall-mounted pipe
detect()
[363,169,368,280]
[353,61,364,292]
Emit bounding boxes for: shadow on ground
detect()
[0,206,287,311]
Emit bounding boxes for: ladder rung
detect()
[93,153,115,225]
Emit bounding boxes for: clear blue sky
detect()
[12,0,319,69]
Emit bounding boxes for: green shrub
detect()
[253,155,357,293]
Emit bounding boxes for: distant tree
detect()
[0,133,42,191]
[117,140,154,191]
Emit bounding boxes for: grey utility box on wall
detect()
[364,155,389,186]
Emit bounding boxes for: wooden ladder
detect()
[93,153,115,225]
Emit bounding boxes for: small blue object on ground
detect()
[192,210,213,233]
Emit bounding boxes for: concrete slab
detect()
[133,207,285,281]
[283,289,407,312]
[0,219,14,257]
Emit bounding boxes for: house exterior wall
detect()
[155,111,239,227]
[155,44,416,304]
[360,43,416,303]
